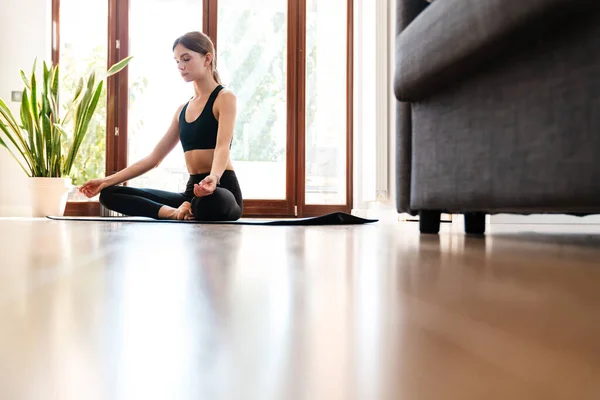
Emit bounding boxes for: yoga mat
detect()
[47,212,377,226]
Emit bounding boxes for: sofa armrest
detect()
[395,1,430,215]
[396,0,430,35]
[394,0,598,102]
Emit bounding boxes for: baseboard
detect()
[490,214,600,224]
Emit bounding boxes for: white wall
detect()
[0,0,52,216]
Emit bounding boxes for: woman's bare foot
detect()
[177,202,194,220]
[158,202,194,220]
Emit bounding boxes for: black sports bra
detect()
[179,85,224,152]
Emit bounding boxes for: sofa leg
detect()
[419,211,441,234]
[464,212,486,235]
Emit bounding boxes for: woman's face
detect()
[173,44,211,82]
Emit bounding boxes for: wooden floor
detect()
[1,218,600,400]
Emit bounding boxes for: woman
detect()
[79,31,243,221]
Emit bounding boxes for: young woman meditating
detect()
[79,31,243,221]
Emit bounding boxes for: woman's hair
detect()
[173,31,222,85]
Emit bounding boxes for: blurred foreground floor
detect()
[1,218,599,400]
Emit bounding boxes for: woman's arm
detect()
[210,91,237,183]
[193,91,237,197]
[79,105,183,197]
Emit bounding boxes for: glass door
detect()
[217,0,288,200]
[299,0,352,216]
[126,0,204,193]
[216,0,296,216]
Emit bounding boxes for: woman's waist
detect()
[184,150,214,174]
[185,155,235,175]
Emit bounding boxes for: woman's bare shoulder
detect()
[215,89,237,112]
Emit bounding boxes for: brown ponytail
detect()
[212,68,222,85]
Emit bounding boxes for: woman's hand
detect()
[193,174,218,197]
[79,178,109,198]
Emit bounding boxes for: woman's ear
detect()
[205,53,213,67]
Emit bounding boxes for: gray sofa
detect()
[394,0,600,234]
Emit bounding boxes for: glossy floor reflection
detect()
[0,219,599,400]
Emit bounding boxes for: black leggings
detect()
[99,170,243,221]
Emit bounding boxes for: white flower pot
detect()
[29,177,72,217]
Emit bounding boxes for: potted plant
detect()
[0,56,132,217]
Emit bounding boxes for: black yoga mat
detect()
[47,212,377,226]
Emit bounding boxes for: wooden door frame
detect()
[203,0,218,51]
[107,0,129,178]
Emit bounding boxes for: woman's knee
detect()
[190,196,214,220]
[98,186,119,207]
[191,193,240,221]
